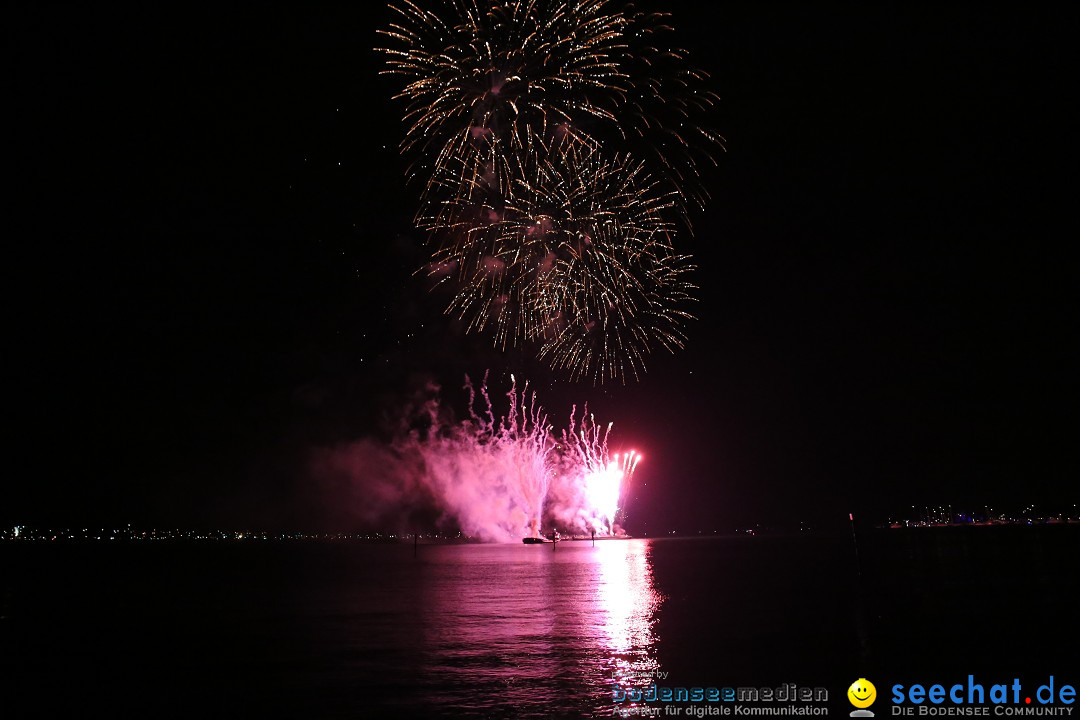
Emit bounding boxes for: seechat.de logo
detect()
[849,679,878,718]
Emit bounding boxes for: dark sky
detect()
[8,3,1076,533]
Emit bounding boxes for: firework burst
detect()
[379,0,721,210]
[378,0,721,382]
[422,141,697,381]
[379,0,631,189]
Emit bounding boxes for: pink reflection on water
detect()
[595,540,663,699]
[408,542,663,714]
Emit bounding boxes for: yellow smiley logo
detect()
[848,678,877,708]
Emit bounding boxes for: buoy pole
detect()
[848,513,861,577]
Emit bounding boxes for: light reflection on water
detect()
[9,532,1074,717]
[596,540,663,705]
[405,539,661,717]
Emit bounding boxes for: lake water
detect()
[3,528,1077,717]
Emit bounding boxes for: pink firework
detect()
[558,407,641,535]
[314,375,641,540]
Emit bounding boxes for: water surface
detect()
[3,529,1076,717]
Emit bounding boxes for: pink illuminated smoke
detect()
[313,374,640,541]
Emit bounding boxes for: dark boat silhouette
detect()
[522,531,559,544]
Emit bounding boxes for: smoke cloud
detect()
[310,375,634,541]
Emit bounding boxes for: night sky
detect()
[9,4,1076,533]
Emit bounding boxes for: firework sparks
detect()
[379,0,632,190]
[422,141,698,381]
[377,0,722,382]
[315,375,641,540]
[559,407,641,533]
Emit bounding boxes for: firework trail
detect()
[378,0,722,382]
[551,406,641,534]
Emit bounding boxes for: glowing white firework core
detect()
[585,462,622,528]
[582,451,641,533]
